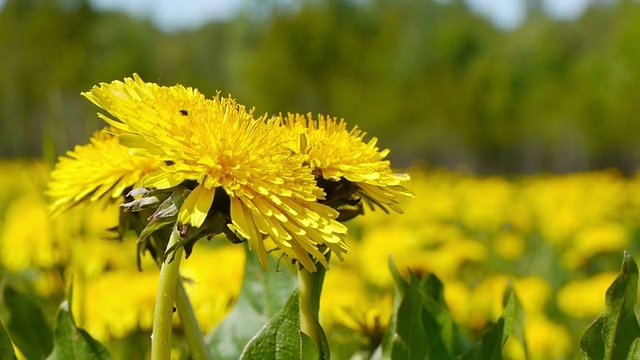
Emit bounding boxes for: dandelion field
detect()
[2,159,640,359]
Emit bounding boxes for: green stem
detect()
[175,278,211,360]
[151,226,183,360]
[298,266,320,348]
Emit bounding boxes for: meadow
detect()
[1,160,637,359]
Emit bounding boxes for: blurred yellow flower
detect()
[494,232,526,260]
[445,275,551,333]
[82,74,348,271]
[179,243,244,331]
[282,113,412,217]
[511,276,552,315]
[455,176,515,233]
[557,272,617,319]
[562,223,629,269]
[47,127,162,217]
[0,196,62,271]
[504,314,571,360]
[321,266,391,348]
[447,275,508,331]
[74,269,160,340]
[73,242,243,341]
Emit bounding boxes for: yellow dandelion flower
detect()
[556,272,618,319]
[282,113,412,218]
[47,127,162,217]
[82,74,349,271]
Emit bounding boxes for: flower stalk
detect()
[298,266,320,348]
[298,266,324,349]
[151,226,184,360]
[175,278,210,360]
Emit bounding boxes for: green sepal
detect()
[580,251,640,360]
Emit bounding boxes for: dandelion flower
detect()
[82,74,349,271]
[282,113,412,219]
[47,127,163,217]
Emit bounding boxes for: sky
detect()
[0,0,594,32]
[88,0,247,31]
[87,0,593,31]
[466,0,593,29]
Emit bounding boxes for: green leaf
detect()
[206,243,297,360]
[379,258,470,360]
[300,331,320,360]
[0,321,16,360]
[47,300,112,360]
[459,285,525,360]
[241,253,332,360]
[580,251,640,360]
[502,285,528,359]
[375,257,406,360]
[627,338,640,360]
[390,272,428,360]
[239,289,300,359]
[459,318,506,360]
[420,274,470,356]
[3,285,53,360]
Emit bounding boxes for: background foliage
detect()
[3,0,640,173]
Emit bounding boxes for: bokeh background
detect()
[4,0,640,174]
[2,0,640,359]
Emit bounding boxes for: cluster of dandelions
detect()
[48,73,412,273]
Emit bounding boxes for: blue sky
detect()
[466,0,593,29]
[0,0,594,32]
[87,0,593,31]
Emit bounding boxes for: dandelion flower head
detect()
[47,127,162,218]
[282,113,412,216]
[82,74,349,271]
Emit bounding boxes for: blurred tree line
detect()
[1,0,640,174]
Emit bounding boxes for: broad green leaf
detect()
[379,258,469,360]
[390,272,428,360]
[0,321,16,360]
[47,300,111,360]
[206,243,297,360]
[241,253,332,360]
[3,285,53,360]
[580,251,640,360]
[239,289,300,359]
[420,274,470,356]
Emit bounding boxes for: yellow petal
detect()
[178,185,215,227]
[143,170,183,189]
